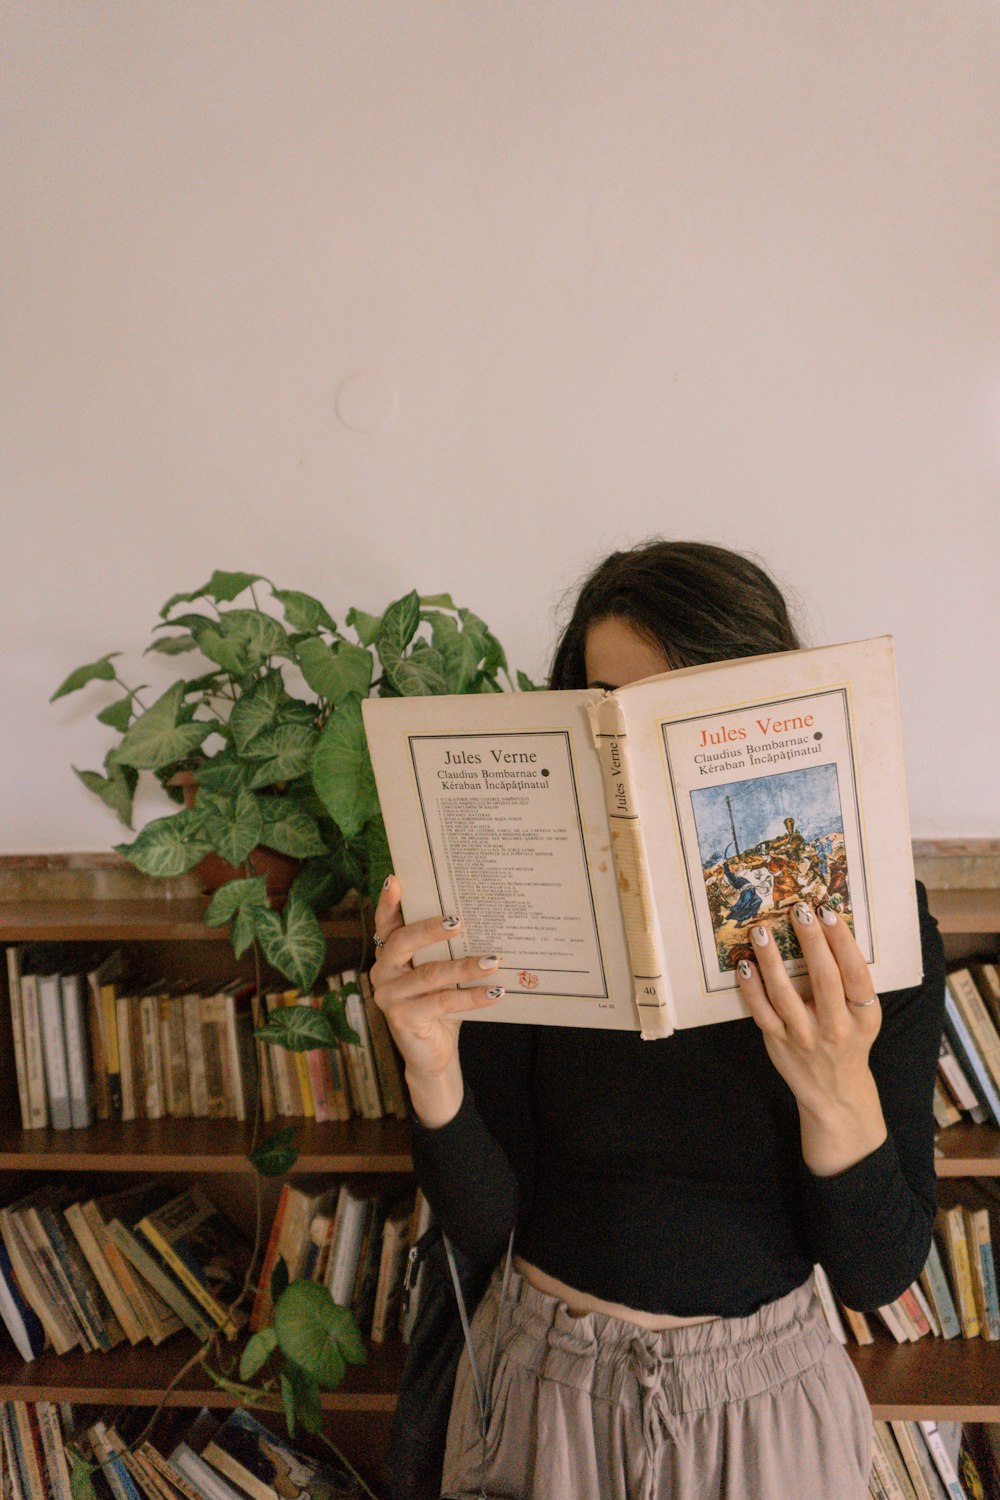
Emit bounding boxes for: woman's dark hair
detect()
[549,540,803,689]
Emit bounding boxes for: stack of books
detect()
[252,1179,433,1345]
[0,1180,253,1359]
[813,1180,1000,1348]
[5,947,408,1130]
[867,1419,996,1500]
[1,1401,368,1499]
[932,964,1000,1131]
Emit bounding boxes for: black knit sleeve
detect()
[408,1020,537,1268]
[798,879,946,1311]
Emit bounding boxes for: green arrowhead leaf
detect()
[376,591,421,657]
[239,1325,278,1381]
[289,851,352,913]
[115,809,212,877]
[427,611,481,692]
[74,762,139,827]
[363,816,393,904]
[310,697,380,840]
[258,799,327,858]
[204,874,270,926]
[231,902,257,958]
[197,610,289,676]
[273,1278,366,1387]
[194,753,250,794]
[345,606,382,646]
[229,669,285,753]
[254,998,338,1052]
[517,669,544,692]
[320,987,361,1046]
[145,633,198,655]
[96,696,135,732]
[280,1367,298,1438]
[296,638,373,704]
[244,722,319,789]
[271,589,338,634]
[194,785,263,866]
[253,900,326,992]
[160,584,210,619]
[249,1125,299,1178]
[205,569,264,603]
[280,1358,324,1433]
[112,683,214,771]
[51,654,121,702]
[383,640,449,696]
[419,592,458,609]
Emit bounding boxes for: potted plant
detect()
[53,569,538,996]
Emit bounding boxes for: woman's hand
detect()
[735,901,888,1177]
[369,875,506,1127]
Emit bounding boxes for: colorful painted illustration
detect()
[691,764,853,971]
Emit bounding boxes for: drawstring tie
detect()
[630,1337,680,1500]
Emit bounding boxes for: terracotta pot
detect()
[170,772,303,908]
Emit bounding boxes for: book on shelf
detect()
[935,1205,980,1340]
[919,1237,962,1341]
[960,1182,1000,1342]
[200,1405,364,1499]
[105,1184,216,1344]
[0,1238,46,1362]
[250,1178,340,1332]
[371,1193,414,1343]
[37,971,73,1129]
[6,948,48,1129]
[365,634,922,1038]
[339,971,385,1119]
[134,1186,252,1340]
[942,983,1000,1130]
[359,968,409,1120]
[947,968,1000,1097]
[887,1420,949,1500]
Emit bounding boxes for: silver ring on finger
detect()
[846,994,877,1008]
[373,933,385,950]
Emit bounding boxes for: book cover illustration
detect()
[204,1407,363,1498]
[138,1187,252,1333]
[660,681,874,1002]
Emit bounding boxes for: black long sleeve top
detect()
[410,880,946,1316]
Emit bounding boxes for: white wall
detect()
[3,0,998,852]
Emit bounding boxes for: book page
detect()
[620,636,922,1030]
[364,692,639,1030]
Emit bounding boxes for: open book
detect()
[363,635,922,1039]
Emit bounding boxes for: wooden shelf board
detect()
[934,1123,1000,1176]
[848,1332,1000,1421]
[0,899,361,943]
[0,1330,405,1410]
[0,1116,413,1174]
[924,888,1000,933]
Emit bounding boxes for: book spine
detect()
[17,974,49,1129]
[38,973,72,1129]
[303,1031,331,1123]
[38,1206,112,1351]
[283,993,315,1117]
[5,949,31,1130]
[942,992,1000,1127]
[345,992,384,1119]
[919,1239,961,1339]
[586,694,673,1039]
[947,967,1000,1093]
[811,1264,848,1343]
[199,995,230,1118]
[0,1239,45,1361]
[141,1444,210,1500]
[61,973,93,1128]
[0,1208,77,1353]
[896,1285,931,1338]
[312,998,346,1120]
[887,1421,942,1500]
[963,1205,1000,1340]
[223,995,247,1123]
[0,1404,28,1500]
[936,1210,979,1338]
[140,993,165,1119]
[250,1181,290,1332]
[9,1402,44,1500]
[917,1422,966,1500]
[182,992,209,1117]
[86,971,111,1121]
[137,1218,235,1337]
[105,1220,215,1342]
[100,982,123,1119]
[96,1220,180,1345]
[36,1402,73,1500]
[64,1202,145,1346]
[116,995,136,1122]
[361,970,408,1119]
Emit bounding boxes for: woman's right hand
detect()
[369,875,507,1126]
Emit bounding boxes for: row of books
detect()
[0,1180,253,1360]
[867,1419,998,1500]
[0,1401,366,1499]
[5,944,408,1130]
[932,963,1000,1131]
[251,1176,433,1345]
[812,1184,1000,1349]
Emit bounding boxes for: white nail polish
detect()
[478,956,500,970]
[383,875,392,889]
[442,916,461,930]
[737,960,753,979]
[818,905,838,926]
[486,986,505,999]
[794,903,813,925]
[752,925,769,946]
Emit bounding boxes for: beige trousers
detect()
[441,1265,873,1500]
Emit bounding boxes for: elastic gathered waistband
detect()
[480,1265,830,1416]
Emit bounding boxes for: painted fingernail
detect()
[737,960,753,979]
[383,875,393,889]
[751,925,769,946]
[442,916,461,930]
[793,903,813,925]
[818,905,838,926]
[486,986,505,999]
[478,956,500,970]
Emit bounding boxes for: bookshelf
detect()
[1,847,998,1482]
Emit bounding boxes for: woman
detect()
[371,541,946,1500]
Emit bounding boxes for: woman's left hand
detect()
[735,901,888,1176]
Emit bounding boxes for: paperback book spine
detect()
[586,693,673,1039]
[942,991,1000,1127]
[37,974,72,1129]
[5,949,31,1130]
[61,973,93,1128]
[17,973,49,1129]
